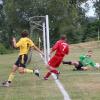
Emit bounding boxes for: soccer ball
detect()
[34,69,39,73]
[34,69,40,77]
[95,63,100,68]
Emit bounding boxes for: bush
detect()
[0,43,7,54]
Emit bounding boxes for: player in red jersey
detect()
[44,35,69,80]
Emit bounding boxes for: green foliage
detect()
[0,43,14,54]
[82,19,100,42]
[0,0,99,47]
[94,0,100,19]
[0,43,7,54]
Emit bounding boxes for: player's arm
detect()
[29,39,43,55]
[79,55,85,61]
[12,37,21,48]
[50,41,58,54]
[66,44,69,55]
[12,37,17,48]
[32,44,44,56]
[89,61,96,68]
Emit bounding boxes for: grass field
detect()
[0,41,100,100]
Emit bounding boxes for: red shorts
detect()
[48,55,63,68]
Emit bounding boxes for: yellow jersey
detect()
[16,37,35,55]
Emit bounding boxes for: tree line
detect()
[0,0,100,53]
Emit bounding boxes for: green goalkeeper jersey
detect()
[79,55,96,67]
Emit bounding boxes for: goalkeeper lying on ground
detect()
[62,50,99,71]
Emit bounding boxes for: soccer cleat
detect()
[44,77,48,80]
[34,69,40,77]
[62,61,72,65]
[62,61,66,64]
[2,81,10,87]
[56,71,60,79]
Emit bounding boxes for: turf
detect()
[0,41,100,100]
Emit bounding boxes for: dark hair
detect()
[60,34,66,40]
[21,30,29,37]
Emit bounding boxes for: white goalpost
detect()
[29,15,71,100]
[29,15,50,64]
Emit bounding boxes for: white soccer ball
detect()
[34,69,39,73]
[95,63,100,68]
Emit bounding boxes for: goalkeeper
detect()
[63,50,97,71]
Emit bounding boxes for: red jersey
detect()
[48,40,69,68]
[51,40,69,57]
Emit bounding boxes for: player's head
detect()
[60,34,67,42]
[87,50,93,57]
[21,30,29,37]
[60,34,66,40]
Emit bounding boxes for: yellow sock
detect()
[24,68,33,73]
[8,72,15,82]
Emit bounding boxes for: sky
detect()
[81,0,96,17]
[0,0,3,5]
[85,0,96,17]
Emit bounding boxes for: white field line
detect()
[39,54,71,100]
[51,72,100,100]
[52,73,71,100]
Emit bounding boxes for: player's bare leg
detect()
[2,65,18,87]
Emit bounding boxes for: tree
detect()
[1,0,97,49]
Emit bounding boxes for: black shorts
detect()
[15,54,28,68]
[75,61,84,70]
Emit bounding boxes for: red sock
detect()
[44,71,51,78]
[51,69,59,74]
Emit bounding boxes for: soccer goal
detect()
[29,15,50,64]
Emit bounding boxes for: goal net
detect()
[29,15,50,64]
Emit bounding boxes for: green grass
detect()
[0,41,100,100]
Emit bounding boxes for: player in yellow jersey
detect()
[2,30,43,87]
